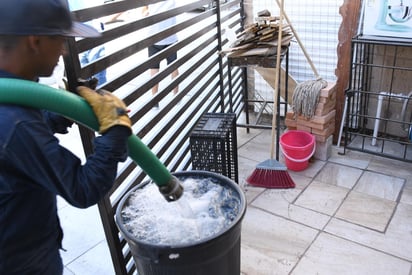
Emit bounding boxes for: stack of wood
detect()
[221,10,293,57]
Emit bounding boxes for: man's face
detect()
[34,36,66,77]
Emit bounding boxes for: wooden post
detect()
[333,0,362,144]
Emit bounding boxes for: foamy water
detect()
[120,177,241,246]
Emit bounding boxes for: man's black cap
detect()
[0,0,100,37]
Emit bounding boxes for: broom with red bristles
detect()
[246,0,295,189]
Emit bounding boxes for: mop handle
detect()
[274,0,320,79]
[270,0,284,160]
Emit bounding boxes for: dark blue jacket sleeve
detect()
[3,117,129,208]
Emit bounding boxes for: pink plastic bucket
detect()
[280,130,316,171]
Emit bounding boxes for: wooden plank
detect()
[255,67,297,105]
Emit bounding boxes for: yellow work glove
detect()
[77,86,132,134]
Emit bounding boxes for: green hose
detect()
[0,78,175,190]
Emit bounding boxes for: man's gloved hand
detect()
[77,86,132,134]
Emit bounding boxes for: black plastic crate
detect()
[190,113,239,183]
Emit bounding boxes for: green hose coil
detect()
[0,78,173,187]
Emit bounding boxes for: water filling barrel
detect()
[280,130,315,171]
[116,171,246,275]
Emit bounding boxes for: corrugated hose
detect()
[0,78,183,201]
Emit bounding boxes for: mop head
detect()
[246,159,295,189]
[292,78,328,119]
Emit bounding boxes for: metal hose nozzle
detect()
[158,175,184,202]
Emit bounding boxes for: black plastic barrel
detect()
[115,171,246,275]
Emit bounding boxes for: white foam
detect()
[120,177,240,246]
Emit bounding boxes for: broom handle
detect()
[274,0,320,79]
[270,0,284,160]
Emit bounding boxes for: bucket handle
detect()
[280,143,316,163]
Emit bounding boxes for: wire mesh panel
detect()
[242,0,343,128]
[251,0,343,83]
[190,113,239,183]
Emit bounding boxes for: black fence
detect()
[63,0,245,273]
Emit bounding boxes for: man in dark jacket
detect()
[0,0,132,274]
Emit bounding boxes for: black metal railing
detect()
[344,35,412,163]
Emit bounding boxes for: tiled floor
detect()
[58,124,412,275]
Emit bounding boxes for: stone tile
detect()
[242,184,266,204]
[288,173,313,190]
[237,130,273,163]
[326,203,412,261]
[241,207,318,275]
[287,158,326,179]
[236,127,263,147]
[292,233,411,275]
[65,241,115,275]
[63,267,75,275]
[252,189,330,230]
[59,205,106,264]
[385,202,412,260]
[335,191,396,232]
[368,154,411,179]
[328,147,371,169]
[314,162,363,189]
[57,195,69,210]
[295,181,349,215]
[354,171,404,201]
[400,176,412,205]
